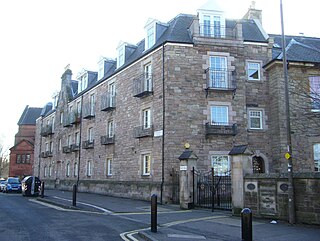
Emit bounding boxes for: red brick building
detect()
[9,106,42,178]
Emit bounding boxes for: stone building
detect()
[33,1,320,214]
[9,105,42,178]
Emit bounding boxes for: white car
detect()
[0,180,6,192]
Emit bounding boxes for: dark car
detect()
[21,176,41,196]
[3,177,22,193]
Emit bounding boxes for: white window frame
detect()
[66,162,70,177]
[248,109,263,130]
[106,158,112,176]
[67,135,72,146]
[209,56,228,88]
[143,108,151,129]
[199,12,225,37]
[88,127,94,142]
[74,162,78,177]
[142,154,151,176]
[60,112,64,124]
[58,139,62,152]
[49,165,52,177]
[90,93,95,115]
[108,120,114,138]
[108,82,116,107]
[144,64,152,92]
[117,45,125,68]
[87,160,92,177]
[211,155,230,176]
[44,166,48,177]
[247,61,261,81]
[146,25,155,49]
[75,132,80,145]
[98,58,106,80]
[45,142,49,152]
[211,106,228,125]
[76,101,81,115]
[313,143,320,172]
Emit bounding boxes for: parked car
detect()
[0,179,6,192]
[3,177,22,193]
[21,176,41,196]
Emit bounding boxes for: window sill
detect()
[247,129,265,133]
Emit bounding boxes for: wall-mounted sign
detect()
[180,166,187,171]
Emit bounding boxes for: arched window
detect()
[252,156,265,173]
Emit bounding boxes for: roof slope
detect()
[270,34,320,63]
[17,106,42,125]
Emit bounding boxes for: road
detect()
[0,193,146,241]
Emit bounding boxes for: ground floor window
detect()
[87,160,92,176]
[314,144,320,172]
[211,155,230,176]
[252,156,265,173]
[74,162,78,177]
[66,162,70,177]
[106,158,112,176]
[142,154,151,176]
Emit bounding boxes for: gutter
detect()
[160,43,165,204]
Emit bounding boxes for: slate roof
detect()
[17,106,42,125]
[85,14,267,93]
[229,145,249,155]
[270,34,320,63]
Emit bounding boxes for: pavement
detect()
[34,189,320,241]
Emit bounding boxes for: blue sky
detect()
[0,0,319,150]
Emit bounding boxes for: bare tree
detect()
[0,139,9,178]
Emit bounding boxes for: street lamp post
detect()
[280,0,296,224]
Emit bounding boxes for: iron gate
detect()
[193,167,232,211]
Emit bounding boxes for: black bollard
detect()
[40,181,45,198]
[72,184,77,207]
[241,208,252,241]
[151,194,157,233]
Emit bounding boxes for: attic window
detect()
[146,26,155,49]
[117,45,125,68]
[77,71,88,92]
[98,57,106,80]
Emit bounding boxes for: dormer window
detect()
[198,1,225,38]
[98,57,107,80]
[146,26,155,49]
[77,70,88,92]
[117,43,125,68]
[144,19,158,50]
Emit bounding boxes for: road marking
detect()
[120,227,149,241]
[161,215,228,227]
[168,234,206,239]
[52,196,113,213]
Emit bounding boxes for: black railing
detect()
[100,135,115,145]
[83,103,95,119]
[70,144,80,152]
[199,24,236,39]
[70,112,81,124]
[82,140,94,149]
[40,124,54,137]
[63,115,72,127]
[205,123,237,136]
[205,68,236,90]
[133,125,153,138]
[101,92,116,111]
[133,73,153,98]
[62,146,71,153]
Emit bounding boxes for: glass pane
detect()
[212,155,230,176]
[211,106,228,125]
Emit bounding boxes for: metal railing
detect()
[205,68,236,90]
[40,124,54,136]
[199,24,236,39]
[101,92,116,111]
[82,140,94,149]
[133,125,153,138]
[133,73,153,98]
[100,135,115,145]
[205,123,237,136]
[83,103,95,119]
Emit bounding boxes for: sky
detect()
[0,0,319,151]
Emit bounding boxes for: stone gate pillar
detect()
[229,145,253,214]
[178,145,198,209]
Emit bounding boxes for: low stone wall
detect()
[41,178,162,201]
[244,173,320,225]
